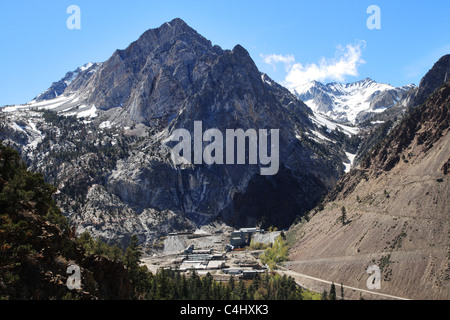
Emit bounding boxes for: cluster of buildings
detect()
[176,246,227,272]
[171,228,268,278]
[227,228,264,250]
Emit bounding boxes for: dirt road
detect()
[276,266,410,300]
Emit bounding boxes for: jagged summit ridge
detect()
[33,62,101,102]
[295,77,416,124]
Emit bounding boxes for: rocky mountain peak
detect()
[419,54,450,88]
[414,54,450,105]
[34,62,101,102]
[130,18,212,53]
[2,19,352,246]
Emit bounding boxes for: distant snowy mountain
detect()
[294,78,416,124]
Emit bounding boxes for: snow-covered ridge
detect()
[32,62,101,103]
[1,62,102,119]
[294,78,416,124]
[1,93,98,120]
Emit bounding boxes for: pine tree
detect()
[181,274,189,299]
[124,235,147,298]
[201,273,213,300]
[341,206,347,226]
[124,235,142,270]
[188,270,202,300]
[228,276,236,299]
[237,278,247,300]
[329,282,337,300]
[212,281,222,300]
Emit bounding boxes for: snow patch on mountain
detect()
[343,151,356,173]
[2,92,99,121]
[309,110,359,137]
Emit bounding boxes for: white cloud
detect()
[261,53,295,72]
[262,41,366,92]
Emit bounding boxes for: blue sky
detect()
[1,0,449,106]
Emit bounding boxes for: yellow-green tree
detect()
[260,236,288,271]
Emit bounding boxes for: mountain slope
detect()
[0,143,132,300]
[287,81,450,299]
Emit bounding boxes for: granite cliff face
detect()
[1,19,353,247]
